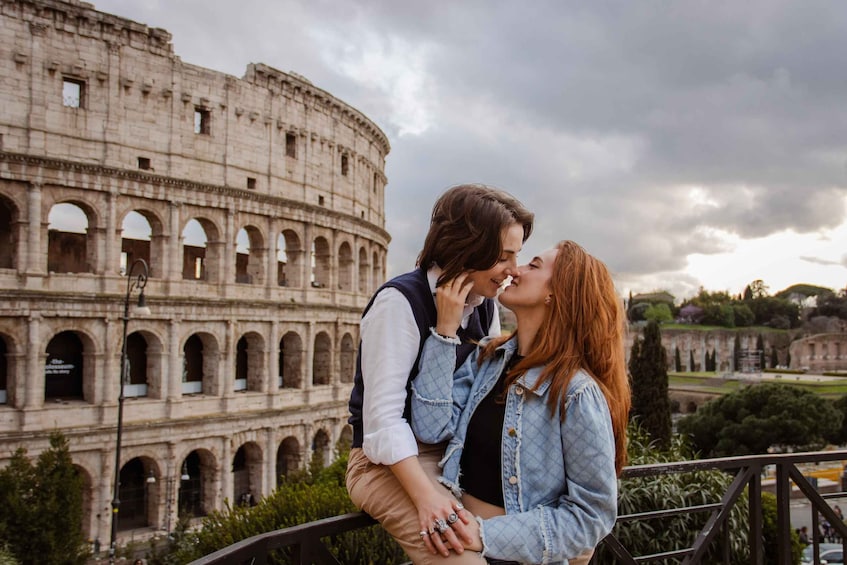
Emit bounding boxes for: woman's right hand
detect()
[416,490,473,556]
[434,273,474,339]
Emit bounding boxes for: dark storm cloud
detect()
[92,0,847,294]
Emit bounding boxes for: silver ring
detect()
[434,518,449,534]
[419,530,429,539]
[446,512,459,524]
[453,502,464,511]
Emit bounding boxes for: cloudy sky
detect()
[92,0,847,300]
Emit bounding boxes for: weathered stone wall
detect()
[0,0,389,546]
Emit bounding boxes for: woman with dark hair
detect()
[346,184,534,563]
[411,241,631,564]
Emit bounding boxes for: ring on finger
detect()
[434,518,449,534]
[419,530,429,539]
[446,512,459,525]
[453,502,464,511]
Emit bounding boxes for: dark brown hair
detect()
[417,184,534,286]
[481,241,631,474]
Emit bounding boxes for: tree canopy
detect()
[677,383,842,458]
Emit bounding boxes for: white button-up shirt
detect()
[360,267,501,465]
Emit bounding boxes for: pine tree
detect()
[629,320,672,448]
[0,432,86,565]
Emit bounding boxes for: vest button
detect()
[515,386,524,395]
[508,427,516,437]
[508,475,518,485]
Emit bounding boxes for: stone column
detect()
[168,319,181,402]
[25,314,43,409]
[167,202,181,283]
[27,182,43,274]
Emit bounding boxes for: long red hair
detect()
[481,240,631,474]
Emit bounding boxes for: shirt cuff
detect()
[362,422,419,465]
[429,327,462,344]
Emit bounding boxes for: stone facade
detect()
[790,333,847,373]
[0,0,389,547]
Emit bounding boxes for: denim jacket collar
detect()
[493,336,551,397]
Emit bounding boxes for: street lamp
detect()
[108,258,150,564]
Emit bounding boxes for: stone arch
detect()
[182,217,222,282]
[339,333,355,384]
[338,424,353,452]
[311,428,332,469]
[279,331,303,388]
[73,464,94,540]
[45,330,95,402]
[116,456,159,531]
[178,449,215,519]
[127,329,165,400]
[0,332,9,405]
[311,236,330,288]
[312,332,332,386]
[232,442,262,506]
[0,194,18,269]
[47,202,95,274]
[235,225,265,285]
[120,209,163,278]
[235,331,265,392]
[182,332,221,396]
[277,229,303,287]
[337,241,353,291]
[276,436,301,486]
[372,250,382,289]
[357,246,369,294]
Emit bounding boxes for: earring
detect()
[544,295,552,305]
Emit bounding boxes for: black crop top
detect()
[459,354,522,506]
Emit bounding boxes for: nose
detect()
[503,256,519,276]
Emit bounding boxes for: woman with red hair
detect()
[411,240,630,564]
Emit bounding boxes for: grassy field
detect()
[668,372,847,397]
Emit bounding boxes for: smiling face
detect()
[498,246,560,310]
[465,223,525,298]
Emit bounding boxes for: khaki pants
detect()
[346,444,484,564]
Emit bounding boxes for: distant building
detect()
[0,0,389,546]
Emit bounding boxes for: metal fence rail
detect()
[190,450,847,565]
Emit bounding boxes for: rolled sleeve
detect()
[360,288,421,465]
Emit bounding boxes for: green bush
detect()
[760,491,802,564]
[165,451,406,564]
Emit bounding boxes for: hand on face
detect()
[434,273,474,338]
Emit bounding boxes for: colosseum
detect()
[0,0,389,548]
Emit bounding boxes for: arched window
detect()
[340,333,355,384]
[311,429,331,469]
[121,211,152,276]
[125,332,148,398]
[45,331,84,400]
[0,336,7,404]
[47,203,91,273]
[278,230,302,287]
[182,219,208,281]
[311,237,330,288]
[117,457,156,530]
[357,247,369,294]
[312,332,332,386]
[279,332,302,389]
[178,451,206,518]
[276,437,301,486]
[232,443,262,506]
[182,335,204,394]
[235,336,248,391]
[337,242,353,291]
[0,196,16,269]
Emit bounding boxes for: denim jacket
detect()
[411,331,617,565]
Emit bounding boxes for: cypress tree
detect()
[733,333,742,372]
[771,346,778,368]
[674,346,681,372]
[757,334,765,371]
[629,320,672,448]
[689,349,695,372]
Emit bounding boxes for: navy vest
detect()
[348,268,495,448]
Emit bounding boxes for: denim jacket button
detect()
[515,386,524,395]
[508,427,516,437]
[508,475,518,485]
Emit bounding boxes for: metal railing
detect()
[190,450,847,565]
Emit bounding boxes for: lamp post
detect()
[108,258,150,564]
